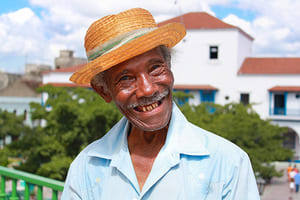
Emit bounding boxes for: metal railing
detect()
[271,108,300,116]
[0,166,64,200]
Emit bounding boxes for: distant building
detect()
[54,50,86,69]
[42,12,300,159]
[0,72,41,147]
[22,63,52,82]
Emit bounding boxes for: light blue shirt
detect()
[62,103,260,199]
[294,173,300,185]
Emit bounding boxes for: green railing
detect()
[0,166,64,200]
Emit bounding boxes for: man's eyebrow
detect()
[147,58,165,64]
[118,69,129,75]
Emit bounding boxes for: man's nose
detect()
[136,74,158,98]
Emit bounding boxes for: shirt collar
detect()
[87,117,130,159]
[163,103,210,157]
[87,102,210,159]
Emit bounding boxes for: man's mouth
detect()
[134,100,162,112]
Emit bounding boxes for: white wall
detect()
[43,72,73,84]
[236,75,300,119]
[172,28,253,105]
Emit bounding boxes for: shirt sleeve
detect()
[222,151,260,200]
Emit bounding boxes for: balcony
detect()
[0,166,64,200]
[271,108,300,116]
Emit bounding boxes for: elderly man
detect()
[62,8,259,199]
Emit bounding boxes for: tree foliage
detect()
[3,85,122,180]
[0,110,25,142]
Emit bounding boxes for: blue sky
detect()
[0,0,299,74]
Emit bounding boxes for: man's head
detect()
[70,8,186,131]
[92,46,174,131]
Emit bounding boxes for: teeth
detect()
[140,102,159,112]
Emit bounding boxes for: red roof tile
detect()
[43,63,87,74]
[174,84,218,90]
[158,12,253,40]
[238,58,300,74]
[43,82,91,88]
[43,83,217,91]
[269,86,300,92]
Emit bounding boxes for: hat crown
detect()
[84,8,156,52]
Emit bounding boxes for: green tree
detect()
[0,110,25,145]
[4,85,122,180]
[179,102,293,181]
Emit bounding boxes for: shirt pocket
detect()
[185,179,223,200]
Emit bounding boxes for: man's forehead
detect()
[106,47,165,74]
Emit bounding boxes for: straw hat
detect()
[70,8,186,84]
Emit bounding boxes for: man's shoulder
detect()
[185,121,249,161]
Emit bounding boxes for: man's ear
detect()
[91,82,112,103]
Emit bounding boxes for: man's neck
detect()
[127,124,169,191]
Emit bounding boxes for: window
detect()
[274,94,285,115]
[200,90,215,103]
[240,93,249,105]
[209,46,218,59]
[24,110,27,120]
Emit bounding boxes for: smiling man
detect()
[62,8,259,200]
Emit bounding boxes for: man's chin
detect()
[129,117,171,132]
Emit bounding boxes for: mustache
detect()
[127,89,169,109]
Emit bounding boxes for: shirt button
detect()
[95,177,101,183]
[198,173,205,180]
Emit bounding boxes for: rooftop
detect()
[158,12,253,40]
[239,58,300,74]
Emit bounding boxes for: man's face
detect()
[103,47,174,131]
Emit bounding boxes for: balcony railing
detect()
[0,166,64,200]
[271,108,300,116]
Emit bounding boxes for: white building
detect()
[42,12,300,159]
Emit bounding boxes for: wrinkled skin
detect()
[94,47,174,132]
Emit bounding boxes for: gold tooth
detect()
[143,107,146,112]
[149,105,153,110]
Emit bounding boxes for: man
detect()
[62,8,259,199]
[294,169,300,193]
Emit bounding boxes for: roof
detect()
[43,63,86,74]
[269,86,300,92]
[174,84,218,90]
[158,12,253,40]
[238,58,300,74]
[0,78,41,97]
[43,82,90,88]
[44,83,218,91]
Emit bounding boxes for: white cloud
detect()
[1,0,300,73]
[234,0,300,57]
[0,7,47,67]
[223,14,253,36]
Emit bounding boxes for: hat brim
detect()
[70,22,186,84]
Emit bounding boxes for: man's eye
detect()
[119,76,132,81]
[152,64,163,70]
[150,64,166,75]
